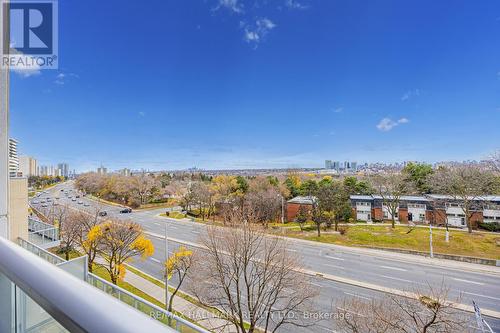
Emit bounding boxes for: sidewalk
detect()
[123,269,236,333]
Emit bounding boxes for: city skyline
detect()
[8,0,500,172]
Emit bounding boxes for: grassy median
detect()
[286,225,500,260]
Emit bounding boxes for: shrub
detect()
[338,225,349,235]
[478,222,500,232]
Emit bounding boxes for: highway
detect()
[32,181,500,332]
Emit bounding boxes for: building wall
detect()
[286,203,312,222]
[9,178,28,241]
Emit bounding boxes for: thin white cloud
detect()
[215,0,244,14]
[285,0,308,10]
[333,107,343,113]
[138,111,146,117]
[401,89,420,101]
[54,72,79,85]
[243,18,276,46]
[376,117,409,132]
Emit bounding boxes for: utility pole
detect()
[429,223,434,258]
[0,0,10,239]
[281,195,285,224]
[164,222,169,310]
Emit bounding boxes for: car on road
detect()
[40,200,46,204]
[78,201,83,205]
[46,198,52,202]
[72,198,76,202]
[120,208,132,214]
[76,195,80,198]
[98,211,107,217]
[41,204,48,207]
[84,203,90,207]
[32,200,39,204]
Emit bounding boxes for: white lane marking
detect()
[462,292,500,301]
[376,274,415,284]
[380,265,407,272]
[322,263,345,270]
[452,278,484,286]
[336,307,365,317]
[311,282,322,287]
[286,249,297,252]
[325,255,345,261]
[316,326,336,333]
[191,230,200,234]
[150,258,161,263]
[153,222,161,226]
[344,291,371,301]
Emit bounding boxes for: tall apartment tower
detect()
[57,163,69,177]
[8,138,19,177]
[97,165,107,175]
[19,156,38,177]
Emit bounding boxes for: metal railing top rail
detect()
[0,236,176,333]
[87,272,212,333]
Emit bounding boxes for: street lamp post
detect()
[164,222,169,309]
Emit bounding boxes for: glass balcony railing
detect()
[15,237,210,333]
[27,217,59,249]
[0,236,180,333]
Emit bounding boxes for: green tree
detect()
[301,179,319,197]
[403,162,434,194]
[343,176,372,195]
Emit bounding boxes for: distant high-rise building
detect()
[325,160,333,169]
[97,165,107,175]
[19,156,38,177]
[332,161,341,171]
[57,163,69,178]
[119,168,131,176]
[8,138,19,177]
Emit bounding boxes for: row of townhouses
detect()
[350,194,500,227]
[285,195,500,228]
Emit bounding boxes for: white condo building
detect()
[8,138,19,177]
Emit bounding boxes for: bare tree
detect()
[432,166,498,233]
[58,209,82,260]
[490,150,500,174]
[371,173,413,228]
[129,174,158,206]
[336,284,471,333]
[245,188,282,227]
[188,211,318,333]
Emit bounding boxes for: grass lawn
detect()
[287,225,500,260]
[49,249,203,331]
[160,211,186,219]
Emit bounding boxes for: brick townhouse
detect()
[350,194,500,227]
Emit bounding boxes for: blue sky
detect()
[9,0,500,171]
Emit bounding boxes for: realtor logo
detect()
[2,0,58,70]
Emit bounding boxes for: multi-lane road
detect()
[32,181,500,332]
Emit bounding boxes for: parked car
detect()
[98,211,107,217]
[41,204,48,207]
[72,198,76,202]
[84,202,90,207]
[120,208,132,214]
[32,200,39,204]
[76,195,80,198]
[78,201,83,205]
[40,200,46,204]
